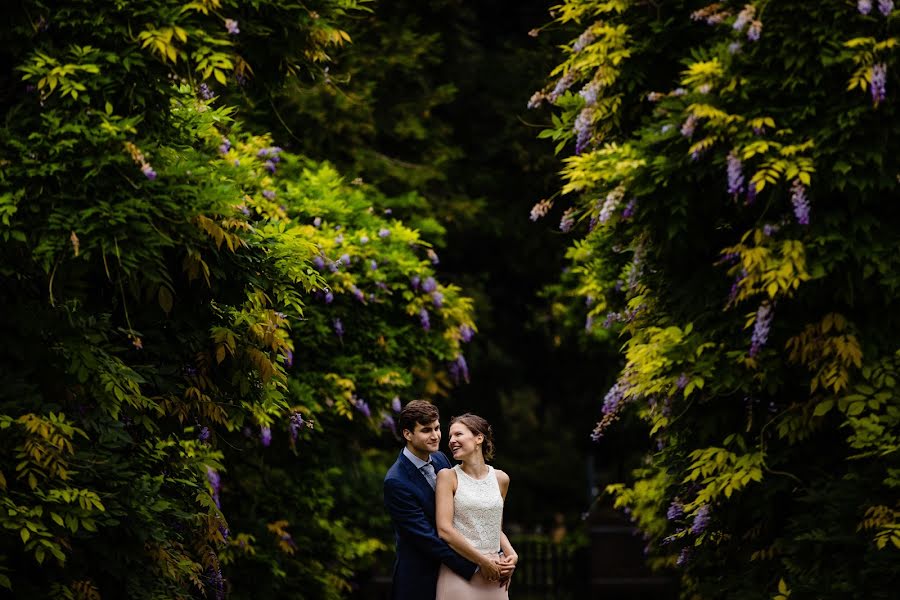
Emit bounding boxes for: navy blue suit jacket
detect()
[383,449,477,600]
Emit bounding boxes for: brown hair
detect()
[398,400,440,435]
[450,413,495,461]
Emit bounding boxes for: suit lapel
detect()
[398,451,436,513]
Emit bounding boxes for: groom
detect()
[383,400,478,599]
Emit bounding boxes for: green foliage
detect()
[1,1,474,597]
[535,1,900,598]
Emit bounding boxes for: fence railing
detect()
[507,534,586,599]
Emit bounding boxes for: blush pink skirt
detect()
[436,563,510,600]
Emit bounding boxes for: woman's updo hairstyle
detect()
[450,413,495,461]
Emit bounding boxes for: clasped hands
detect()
[478,553,518,588]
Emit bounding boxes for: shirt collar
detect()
[402,446,431,469]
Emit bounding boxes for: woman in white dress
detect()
[435,413,518,599]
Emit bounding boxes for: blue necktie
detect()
[421,461,436,490]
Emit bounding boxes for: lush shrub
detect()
[0,2,474,597]
[533,1,900,598]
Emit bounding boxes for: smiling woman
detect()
[435,414,518,599]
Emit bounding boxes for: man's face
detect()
[404,420,441,457]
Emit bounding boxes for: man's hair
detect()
[398,400,440,434]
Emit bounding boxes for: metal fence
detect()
[507,535,586,599]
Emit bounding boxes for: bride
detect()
[435,413,518,599]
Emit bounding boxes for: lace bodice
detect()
[451,465,504,554]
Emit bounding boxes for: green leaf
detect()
[158,286,174,314]
[813,400,834,416]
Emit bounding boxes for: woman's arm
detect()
[435,469,503,580]
[495,469,518,585]
[499,531,517,562]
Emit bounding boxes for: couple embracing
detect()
[384,400,518,599]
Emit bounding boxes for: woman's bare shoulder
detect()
[437,467,458,489]
[494,468,510,485]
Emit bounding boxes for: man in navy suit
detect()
[383,400,478,600]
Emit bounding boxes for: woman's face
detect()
[448,422,483,460]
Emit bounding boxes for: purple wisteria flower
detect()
[584,314,594,331]
[859,0,873,14]
[745,184,758,204]
[580,80,601,106]
[676,373,689,390]
[691,505,711,534]
[427,249,440,265]
[729,269,746,302]
[264,160,276,174]
[312,217,322,228]
[726,151,745,196]
[141,164,157,180]
[728,41,742,54]
[313,256,325,270]
[621,198,637,219]
[559,208,576,232]
[378,228,391,238]
[333,318,344,338]
[284,349,293,367]
[354,398,371,418]
[732,5,755,31]
[225,19,240,35]
[419,308,431,331]
[260,426,272,447]
[199,426,210,442]
[422,277,437,293]
[573,27,596,52]
[289,412,305,441]
[602,381,628,416]
[334,233,343,244]
[680,114,698,138]
[459,324,475,342]
[410,275,421,290]
[574,107,595,154]
[667,501,684,521]
[199,83,214,100]
[360,235,370,244]
[871,63,887,105]
[530,199,552,221]
[431,291,444,307]
[599,186,625,223]
[548,72,575,103]
[747,20,762,41]
[340,253,351,266]
[262,189,275,200]
[206,467,221,508]
[676,548,690,567]
[350,285,365,303]
[392,396,403,412]
[879,0,894,16]
[749,302,773,356]
[449,355,470,383]
[527,91,546,109]
[370,260,378,271]
[324,291,334,304]
[790,179,811,225]
[219,137,231,154]
[381,413,396,431]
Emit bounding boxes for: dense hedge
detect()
[533,1,899,598]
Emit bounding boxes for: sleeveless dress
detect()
[435,465,509,600]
